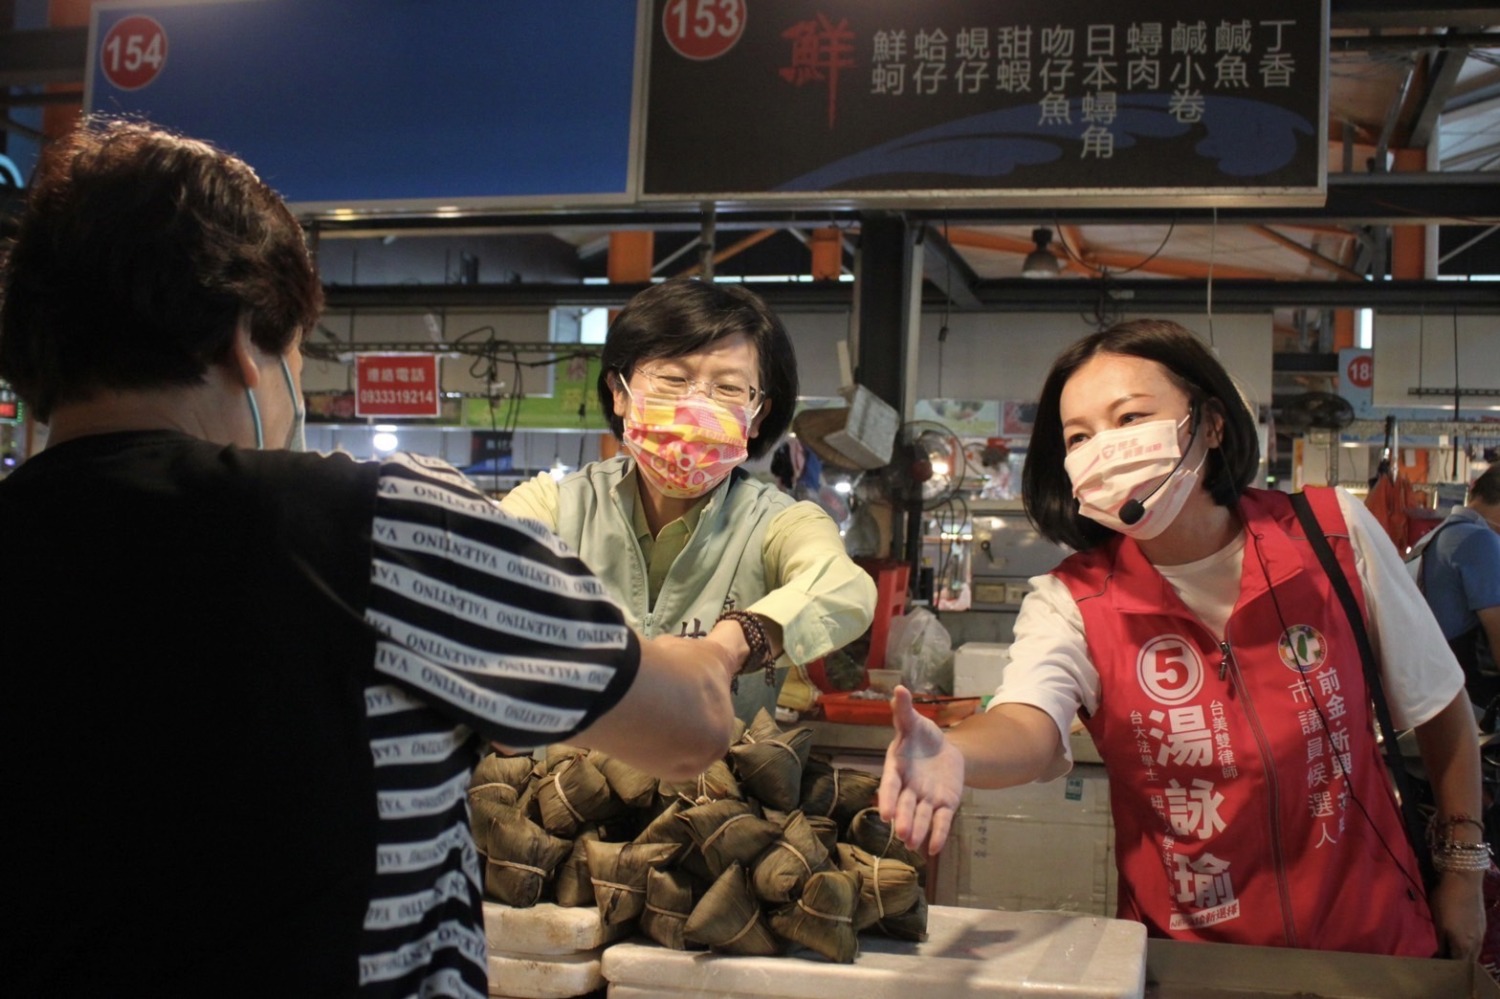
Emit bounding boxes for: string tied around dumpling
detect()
[796,897,853,924]
[549,760,585,823]
[773,839,813,875]
[720,907,763,947]
[701,812,754,854]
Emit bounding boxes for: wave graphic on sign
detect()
[774,94,1315,191]
[0,154,22,190]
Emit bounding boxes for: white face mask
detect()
[1064,413,1207,541]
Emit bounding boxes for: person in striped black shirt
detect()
[0,119,738,998]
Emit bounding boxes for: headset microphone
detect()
[1119,403,1201,526]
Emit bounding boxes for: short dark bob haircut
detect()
[0,118,322,422]
[598,277,798,460]
[1023,319,1261,552]
[1472,463,1500,506]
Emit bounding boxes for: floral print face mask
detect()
[620,384,758,499]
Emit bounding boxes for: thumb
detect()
[890,684,917,736]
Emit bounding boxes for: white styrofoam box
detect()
[953,642,1011,697]
[826,752,884,778]
[483,901,627,956]
[601,904,1145,999]
[933,764,1116,917]
[487,948,602,999]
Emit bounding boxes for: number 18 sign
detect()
[355,354,442,418]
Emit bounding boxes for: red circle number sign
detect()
[1345,354,1373,390]
[662,0,746,61]
[100,16,168,91]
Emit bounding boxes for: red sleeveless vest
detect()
[1053,487,1436,955]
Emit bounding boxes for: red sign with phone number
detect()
[354,354,441,418]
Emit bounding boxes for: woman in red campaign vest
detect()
[880,319,1485,960]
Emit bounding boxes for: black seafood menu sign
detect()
[641,0,1328,203]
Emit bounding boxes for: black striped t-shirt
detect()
[356,453,639,998]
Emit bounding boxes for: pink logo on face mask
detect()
[621,389,754,499]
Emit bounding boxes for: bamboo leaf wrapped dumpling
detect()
[659,759,741,807]
[585,839,682,926]
[799,760,881,828]
[545,743,587,768]
[752,810,833,903]
[470,752,536,793]
[847,807,928,883]
[467,780,519,820]
[799,756,835,817]
[553,826,601,908]
[678,799,782,880]
[634,799,694,850]
[831,770,882,828]
[640,867,699,951]
[634,799,712,884]
[806,815,840,855]
[741,707,783,744]
[729,726,813,811]
[535,755,625,837]
[873,892,929,941]
[768,869,861,963]
[473,803,572,908]
[587,749,658,809]
[836,844,922,932]
[683,863,781,956]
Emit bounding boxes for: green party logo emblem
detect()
[1277,624,1327,673]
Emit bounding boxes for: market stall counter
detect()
[601,903,1148,999]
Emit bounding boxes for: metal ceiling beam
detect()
[918,224,984,310]
[307,174,1500,235]
[322,278,1500,314]
[1447,77,1500,116]
[1331,1,1500,29]
[1441,141,1500,170]
[1332,31,1500,52]
[1250,225,1366,280]
[1408,44,1472,148]
[0,27,88,87]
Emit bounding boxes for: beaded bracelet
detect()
[1432,841,1493,873]
[1431,815,1487,840]
[1427,814,1493,873]
[717,610,777,695]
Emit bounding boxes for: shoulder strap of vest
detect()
[1289,490,1433,882]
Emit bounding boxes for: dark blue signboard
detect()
[86,0,640,211]
[642,0,1328,205]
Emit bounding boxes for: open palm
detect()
[878,686,967,855]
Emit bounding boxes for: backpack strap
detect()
[1290,490,1433,884]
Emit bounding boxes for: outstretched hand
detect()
[878,685,966,855]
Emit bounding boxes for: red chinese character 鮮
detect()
[780,14,856,128]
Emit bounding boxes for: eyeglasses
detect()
[635,368,761,406]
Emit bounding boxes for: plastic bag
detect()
[883,607,953,695]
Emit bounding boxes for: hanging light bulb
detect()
[1022,227,1061,278]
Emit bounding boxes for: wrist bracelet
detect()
[1430,815,1487,840]
[1432,843,1493,873]
[717,610,776,695]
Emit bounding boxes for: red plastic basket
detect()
[855,558,909,671]
[819,692,979,727]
